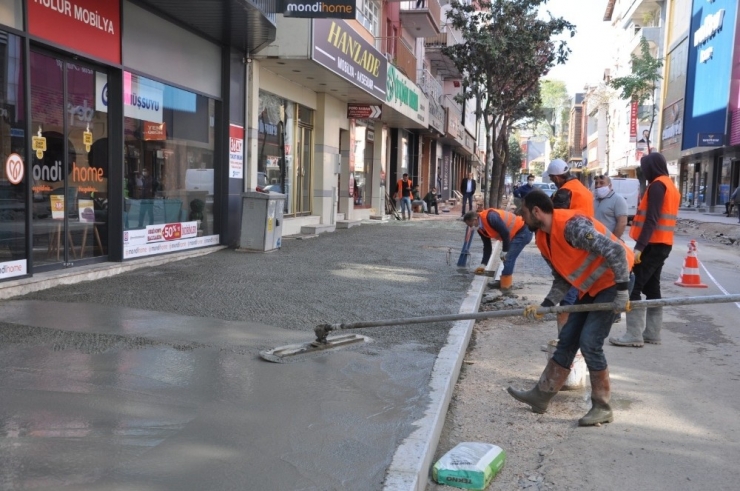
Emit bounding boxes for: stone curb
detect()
[382,241,502,491]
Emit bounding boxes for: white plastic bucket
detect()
[546,340,588,390]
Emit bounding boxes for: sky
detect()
[538,0,616,97]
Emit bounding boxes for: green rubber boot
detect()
[644,307,663,344]
[507,359,570,414]
[579,368,614,426]
[609,309,645,347]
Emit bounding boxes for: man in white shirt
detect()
[593,175,628,239]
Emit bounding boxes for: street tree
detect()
[444,0,574,208]
[507,135,524,183]
[609,36,663,154]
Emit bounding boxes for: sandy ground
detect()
[428,241,740,491]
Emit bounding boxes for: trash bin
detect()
[239,191,285,252]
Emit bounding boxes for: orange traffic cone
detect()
[675,240,708,288]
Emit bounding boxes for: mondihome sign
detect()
[280,0,354,18]
[312,19,387,100]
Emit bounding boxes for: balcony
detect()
[630,25,662,55]
[377,36,417,83]
[418,69,445,132]
[399,0,441,38]
[424,27,462,79]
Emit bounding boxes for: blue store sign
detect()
[683,0,738,150]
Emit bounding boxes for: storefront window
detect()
[258,91,314,216]
[123,73,215,241]
[0,31,26,276]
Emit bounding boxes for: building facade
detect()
[0,0,275,281]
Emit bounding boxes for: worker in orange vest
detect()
[396,173,413,220]
[463,209,533,290]
[508,189,634,426]
[610,152,680,347]
[545,159,595,332]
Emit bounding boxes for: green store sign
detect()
[386,64,419,111]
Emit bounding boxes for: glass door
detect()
[294,125,312,215]
[30,51,109,268]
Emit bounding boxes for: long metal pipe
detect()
[314,294,740,342]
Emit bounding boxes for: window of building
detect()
[357,0,380,36]
[123,72,216,240]
[0,31,26,269]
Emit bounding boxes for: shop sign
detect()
[0,260,27,280]
[28,0,121,64]
[123,72,164,123]
[428,98,445,134]
[629,100,638,141]
[347,104,381,119]
[229,124,244,179]
[446,111,461,140]
[661,99,683,145]
[312,19,387,101]
[123,233,219,259]
[280,0,354,18]
[143,122,166,141]
[697,133,724,146]
[5,153,23,185]
[683,0,737,151]
[386,64,428,126]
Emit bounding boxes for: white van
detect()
[610,178,640,222]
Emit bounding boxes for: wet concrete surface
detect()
[0,218,474,490]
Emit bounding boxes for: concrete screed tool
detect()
[259,293,740,362]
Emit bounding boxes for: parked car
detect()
[532,182,557,197]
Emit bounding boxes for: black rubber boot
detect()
[507,359,570,414]
[578,368,614,426]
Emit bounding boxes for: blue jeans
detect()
[552,285,617,372]
[462,192,474,214]
[502,227,533,275]
[400,196,412,216]
[560,286,578,306]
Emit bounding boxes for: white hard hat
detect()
[545,159,569,177]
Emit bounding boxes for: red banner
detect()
[629,100,638,142]
[28,0,121,64]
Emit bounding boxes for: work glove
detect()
[523,304,544,321]
[613,290,631,313]
[634,249,642,265]
[474,266,486,274]
[499,251,507,263]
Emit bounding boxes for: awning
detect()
[138,0,277,52]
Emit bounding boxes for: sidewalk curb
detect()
[383,242,501,491]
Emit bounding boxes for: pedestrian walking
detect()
[729,186,740,222]
[610,152,680,347]
[460,172,476,216]
[396,173,413,220]
[508,189,634,426]
[463,208,533,291]
[546,159,595,331]
[594,175,628,239]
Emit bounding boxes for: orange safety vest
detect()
[478,209,525,241]
[561,179,595,216]
[397,179,413,197]
[536,209,634,298]
[629,175,679,245]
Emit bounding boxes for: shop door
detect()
[294,125,312,215]
[30,51,109,269]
